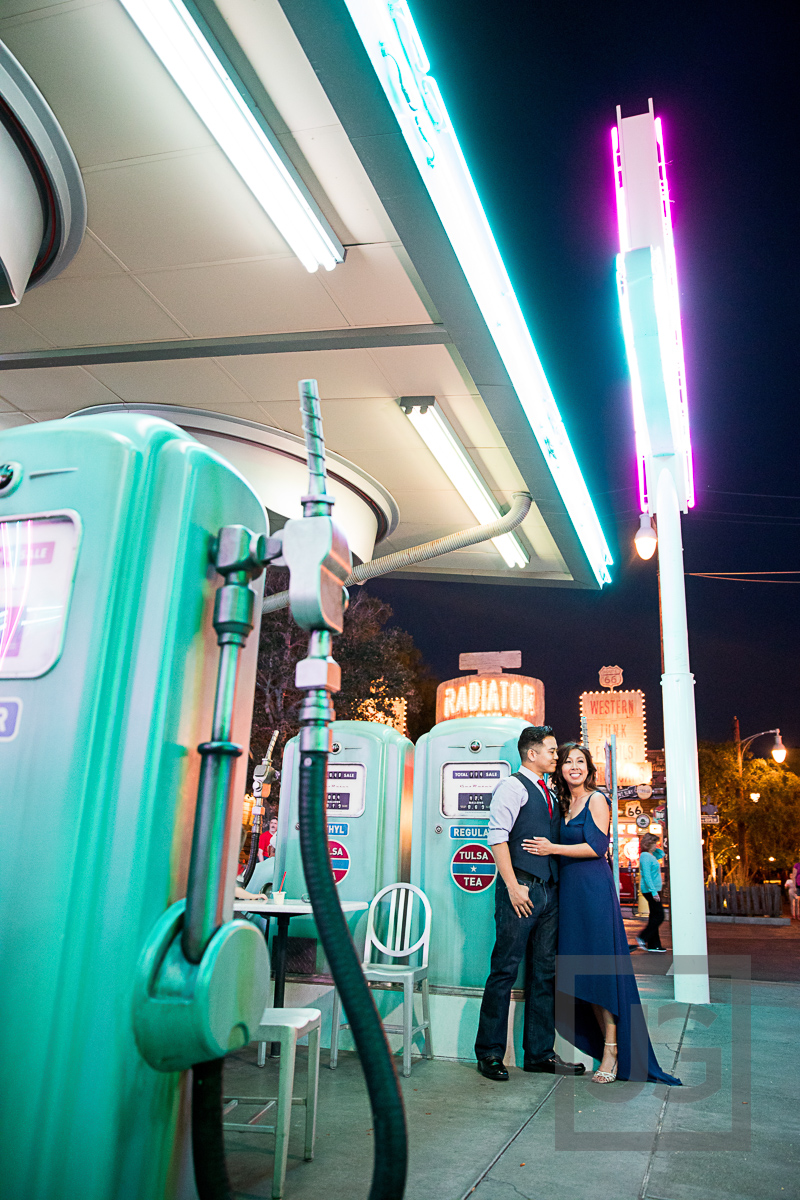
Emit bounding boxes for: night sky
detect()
[369,0,799,755]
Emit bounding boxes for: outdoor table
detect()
[233,898,368,1056]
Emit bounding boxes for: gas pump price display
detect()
[440,762,510,819]
[0,513,81,678]
[325,763,366,817]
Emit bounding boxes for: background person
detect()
[637,834,666,952]
[258,815,279,860]
[786,863,800,919]
[527,742,680,1086]
[474,725,585,1081]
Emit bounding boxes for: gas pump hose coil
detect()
[263,490,533,614]
[286,380,408,1200]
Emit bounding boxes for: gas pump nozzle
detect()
[242,730,279,888]
[134,525,272,1073]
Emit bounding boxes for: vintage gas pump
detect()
[275,719,414,965]
[0,413,271,1199]
[410,716,528,990]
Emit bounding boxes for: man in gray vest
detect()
[475,725,585,1080]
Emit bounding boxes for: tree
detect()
[248,569,437,787]
[697,740,800,882]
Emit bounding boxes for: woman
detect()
[637,833,666,952]
[525,742,680,1086]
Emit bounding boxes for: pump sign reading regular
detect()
[440,762,509,819]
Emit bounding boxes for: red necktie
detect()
[538,779,553,818]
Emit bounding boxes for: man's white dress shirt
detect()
[487,765,555,846]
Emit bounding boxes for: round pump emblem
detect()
[328,839,350,884]
[451,843,496,892]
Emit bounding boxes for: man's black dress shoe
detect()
[523,1054,586,1076]
[477,1057,509,1081]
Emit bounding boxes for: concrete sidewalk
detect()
[223,972,797,1200]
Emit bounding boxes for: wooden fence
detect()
[705,883,781,918]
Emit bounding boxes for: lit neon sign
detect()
[612,103,694,512]
[436,672,544,724]
[344,0,613,585]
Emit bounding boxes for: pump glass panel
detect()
[0,513,80,678]
[440,762,511,818]
[326,763,366,817]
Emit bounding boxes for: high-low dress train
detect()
[555,796,681,1085]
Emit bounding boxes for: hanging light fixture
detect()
[634,512,657,560]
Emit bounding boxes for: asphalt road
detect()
[624,914,800,982]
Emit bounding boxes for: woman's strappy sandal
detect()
[593,1042,618,1084]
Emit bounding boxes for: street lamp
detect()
[732,720,787,876]
[613,100,708,1004]
[634,513,657,560]
[734,722,786,770]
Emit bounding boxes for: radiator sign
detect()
[329,839,350,884]
[451,843,496,892]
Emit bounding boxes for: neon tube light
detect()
[654,117,694,508]
[612,106,694,510]
[404,403,528,569]
[344,0,612,585]
[118,0,344,273]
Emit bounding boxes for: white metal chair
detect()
[224,1007,320,1199]
[330,883,433,1077]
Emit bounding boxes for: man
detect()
[474,725,585,1080]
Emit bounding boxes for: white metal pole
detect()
[610,735,620,896]
[656,467,709,1004]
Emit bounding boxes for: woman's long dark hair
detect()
[553,742,598,816]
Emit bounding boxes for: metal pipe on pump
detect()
[280,380,408,1200]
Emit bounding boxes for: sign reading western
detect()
[580,677,651,787]
[450,843,496,892]
[436,650,544,724]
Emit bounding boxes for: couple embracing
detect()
[475,725,680,1086]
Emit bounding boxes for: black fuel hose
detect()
[241,816,260,889]
[192,1058,233,1200]
[299,750,408,1200]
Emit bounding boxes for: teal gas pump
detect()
[410,716,527,989]
[0,414,270,1199]
[275,719,414,965]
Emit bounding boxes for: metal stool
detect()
[224,1007,321,1199]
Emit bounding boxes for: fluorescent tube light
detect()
[343,0,612,585]
[402,401,528,569]
[118,0,344,273]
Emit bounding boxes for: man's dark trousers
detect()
[474,869,558,1062]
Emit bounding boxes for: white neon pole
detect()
[613,102,709,1004]
[656,469,709,1002]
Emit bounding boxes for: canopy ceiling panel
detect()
[0,0,610,588]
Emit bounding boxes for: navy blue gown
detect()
[555,794,681,1085]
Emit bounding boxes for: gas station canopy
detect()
[0,0,612,588]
